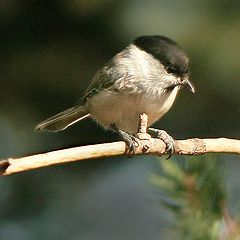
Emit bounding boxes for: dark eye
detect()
[166,65,178,74]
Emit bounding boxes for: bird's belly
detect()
[87,88,178,134]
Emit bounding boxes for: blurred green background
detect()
[0,0,240,239]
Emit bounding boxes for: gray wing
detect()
[79,55,134,104]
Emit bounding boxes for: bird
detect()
[36,35,194,154]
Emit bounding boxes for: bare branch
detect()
[0,114,239,176]
[0,137,239,176]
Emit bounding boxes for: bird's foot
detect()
[111,124,141,154]
[118,129,141,154]
[148,128,175,159]
[118,130,152,155]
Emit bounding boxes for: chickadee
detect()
[36,35,194,153]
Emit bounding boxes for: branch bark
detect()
[0,137,240,176]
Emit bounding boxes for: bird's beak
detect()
[182,78,195,93]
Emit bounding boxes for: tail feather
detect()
[35,106,90,132]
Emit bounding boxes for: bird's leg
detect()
[110,113,152,154]
[110,124,140,154]
[148,128,175,159]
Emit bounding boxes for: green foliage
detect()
[150,156,240,240]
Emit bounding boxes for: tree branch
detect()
[0,137,239,176]
[0,114,239,176]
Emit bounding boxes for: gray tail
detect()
[35,106,90,132]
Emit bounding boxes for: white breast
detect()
[86,87,179,133]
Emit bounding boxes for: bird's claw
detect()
[111,124,141,154]
[114,128,139,154]
[124,135,140,154]
[148,128,175,159]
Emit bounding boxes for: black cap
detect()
[134,35,189,77]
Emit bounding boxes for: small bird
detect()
[36,35,194,154]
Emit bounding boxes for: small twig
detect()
[135,113,151,141]
[0,137,240,176]
[220,207,240,239]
